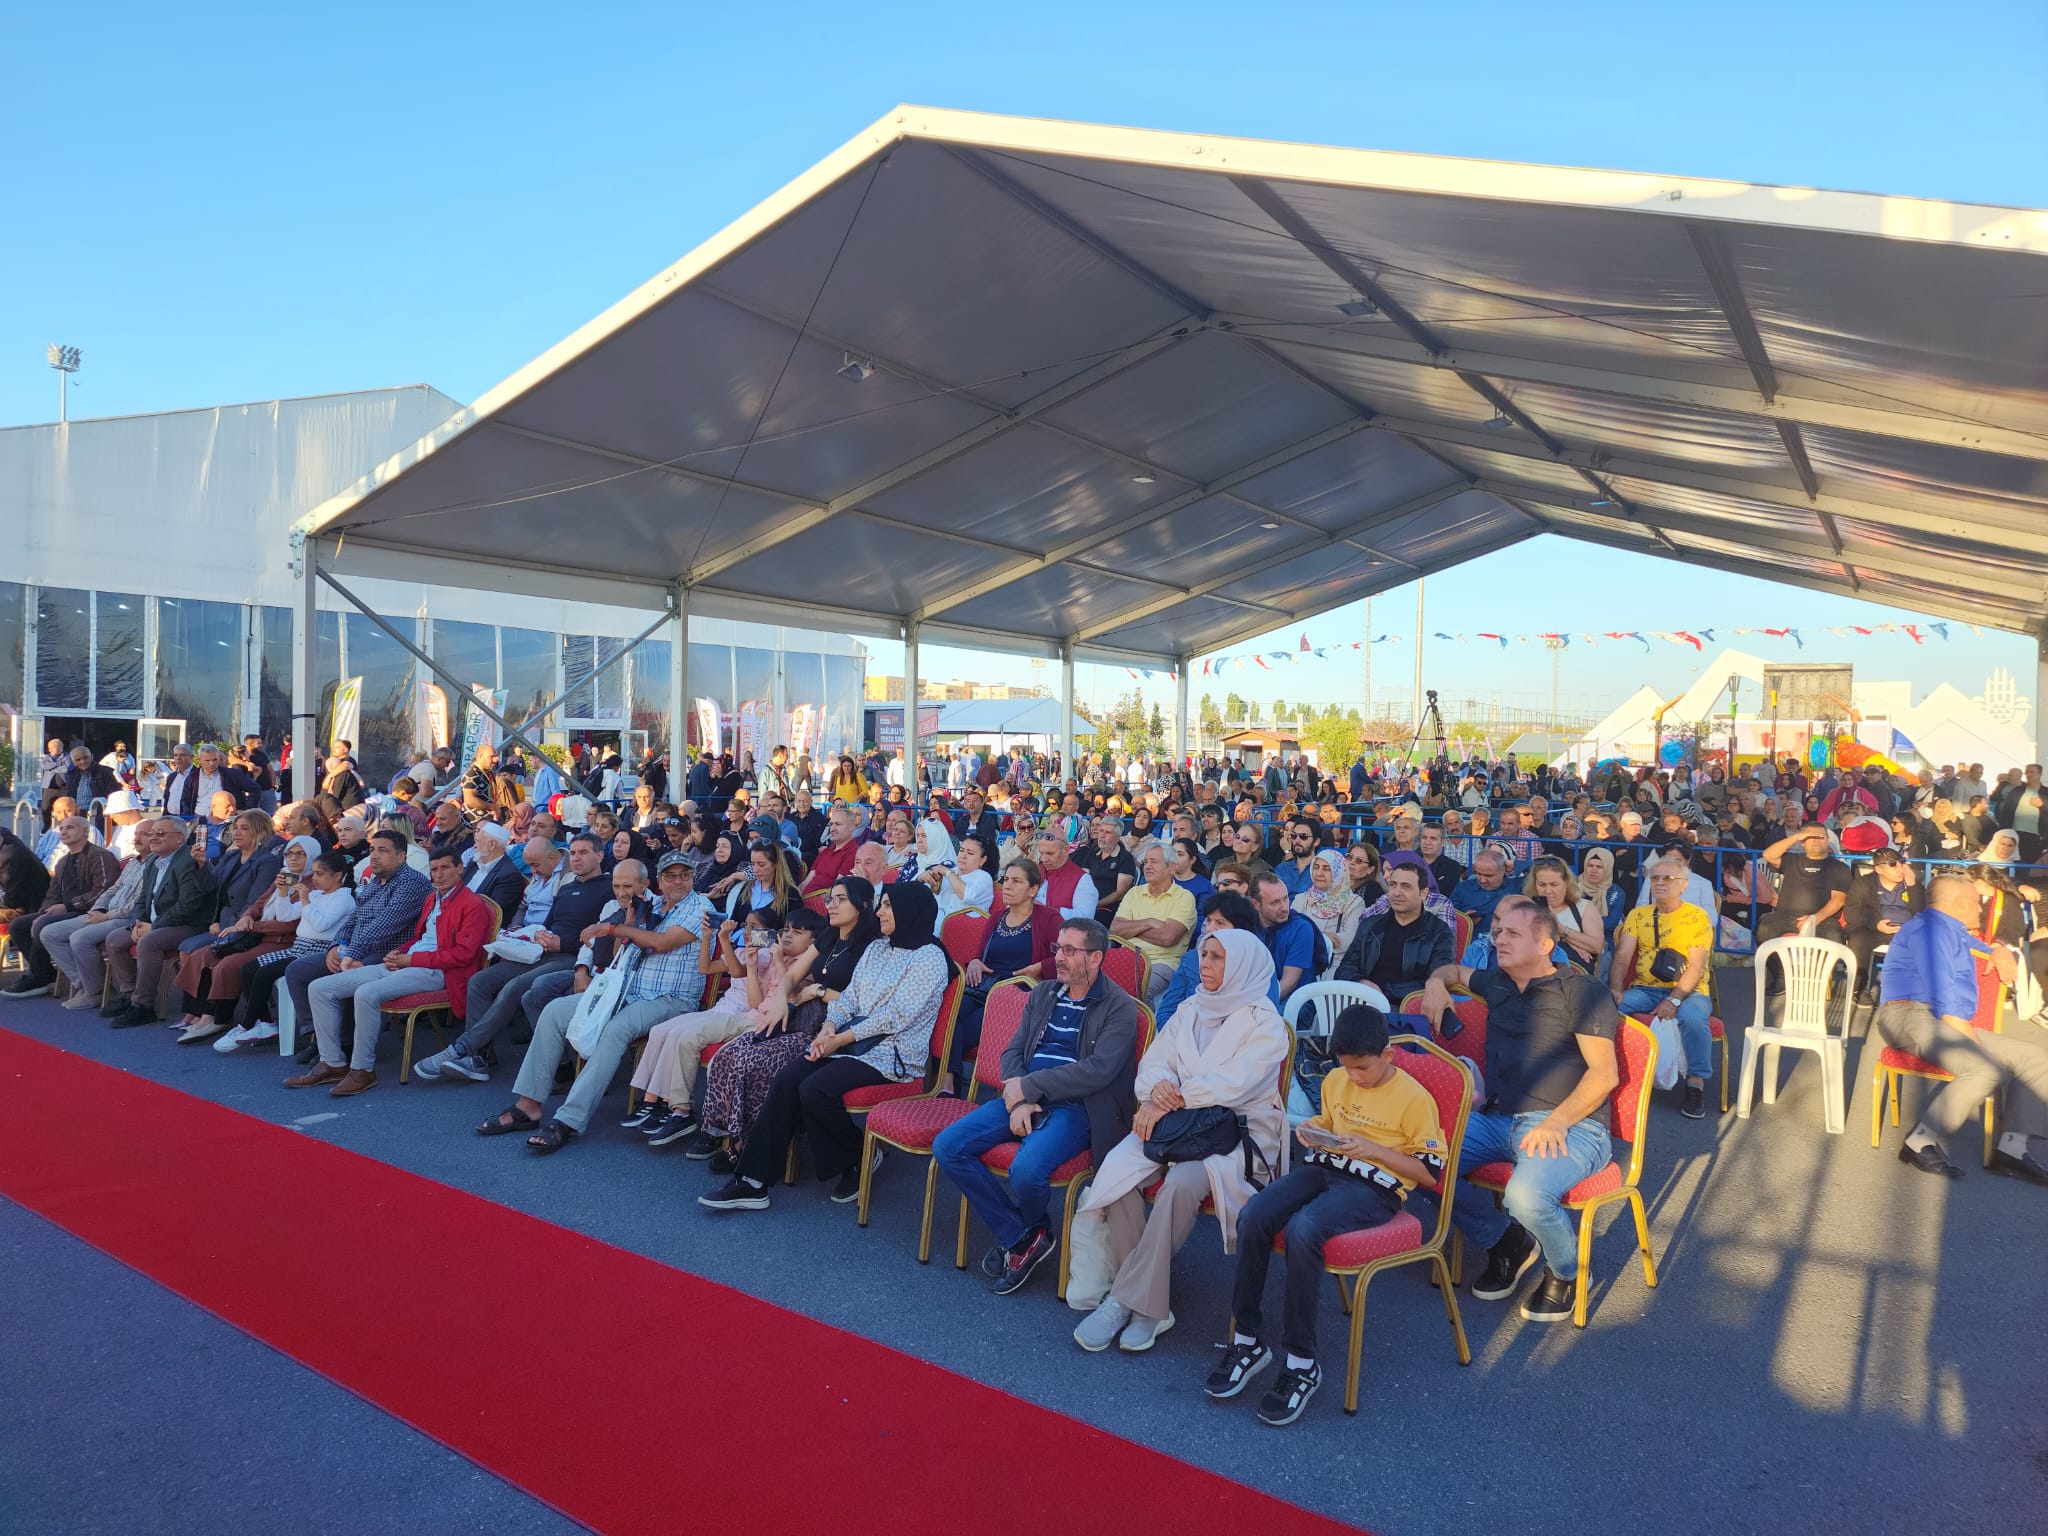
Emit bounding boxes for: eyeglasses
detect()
[1052,944,1101,958]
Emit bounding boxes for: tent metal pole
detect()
[1174,658,1190,768]
[1059,640,1076,780]
[315,569,670,786]
[669,585,689,797]
[902,619,921,792]
[291,535,318,801]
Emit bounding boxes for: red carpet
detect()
[0,1027,1364,1536]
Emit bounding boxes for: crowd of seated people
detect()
[13,734,2048,1424]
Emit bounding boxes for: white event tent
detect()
[288,106,2048,796]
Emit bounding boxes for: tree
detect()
[1272,697,1289,724]
[1301,712,1363,769]
[1148,703,1165,749]
[1224,691,1248,727]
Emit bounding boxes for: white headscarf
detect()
[283,834,322,867]
[1187,928,1278,1030]
[918,817,958,868]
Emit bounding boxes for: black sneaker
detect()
[978,1242,1007,1281]
[110,1003,157,1029]
[4,980,53,998]
[1205,1339,1274,1400]
[989,1228,1057,1296]
[645,1110,699,1147]
[708,1147,738,1175]
[620,1099,664,1130]
[830,1147,883,1204]
[1256,1361,1321,1426]
[1681,1082,1707,1119]
[1519,1268,1575,1324]
[698,1177,769,1211]
[1471,1223,1539,1301]
[681,1130,724,1160]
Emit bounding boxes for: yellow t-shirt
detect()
[1115,881,1198,973]
[1306,1066,1446,1196]
[1620,901,1713,987]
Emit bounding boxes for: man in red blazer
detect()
[286,845,493,1098]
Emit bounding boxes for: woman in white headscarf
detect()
[1069,928,1291,1354]
[1292,847,1363,979]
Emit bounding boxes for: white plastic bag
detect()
[1645,1011,1686,1090]
[1065,1208,1114,1312]
[485,936,544,965]
[565,962,628,1056]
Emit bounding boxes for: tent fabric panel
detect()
[1721,226,2048,436]
[968,562,1165,642]
[1042,329,1355,484]
[1364,490,1536,566]
[706,512,1018,619]
[698,139,1191,413]
[1252,178,1751,387]
[1795,425,2048,514]
[862,423,1175,546]
[1080,498,1305,586]
[1227,429,1464,532]
[1094,596,1278,659]
[1425,442,1594,498]
[1261,339,1505,426]
[1488,379,1790,472]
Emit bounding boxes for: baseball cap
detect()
[747,814,781,842]
[655,852,695,877]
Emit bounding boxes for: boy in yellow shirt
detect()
[1207,1004,1445,1426]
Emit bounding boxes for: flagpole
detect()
[1363,596,1373,721]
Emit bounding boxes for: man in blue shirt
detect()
[1876,875,2048,1183]
[1271,817,1321,898]
[1254,871,1318,1004]
[1449,849,1512,933]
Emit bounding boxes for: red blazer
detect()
[401,884,494,1018]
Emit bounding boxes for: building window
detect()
[34,588,145,713]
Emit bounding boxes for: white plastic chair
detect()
[1739,934,1856,1134]
[1284,979,1392,1041]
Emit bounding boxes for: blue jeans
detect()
[1449,1111,1611,1279]
[933,1097,1091,1251]
[1618,986,1713,1082]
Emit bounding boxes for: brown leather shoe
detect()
[329,1068,378,1098]
[285,1062,349,1089]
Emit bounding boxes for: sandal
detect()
[476,1106,540,1137]
[526,1119,578,1154]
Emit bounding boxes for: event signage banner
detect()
[459,683,508,766]
[420,681,451,751]
[331,677,363,756]
[787,703,817,760]
[695,698,722,757]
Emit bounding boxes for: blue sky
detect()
[8,2,2044,718]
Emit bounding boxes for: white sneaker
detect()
[1117,1310,1175,1352]
[61,992,97,1011]
[213,1024,256,1053]
[1074,1298,1134,1353]
[244,1021,279,1044]
[177,1020,226,1045]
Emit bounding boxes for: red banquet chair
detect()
[1284,1035,1474,1413]
[1453,1016,1660,1328]
[802,891,831,918]
[1101,940,1148,1003]
[1398,988,1487,1073]
[835,972,965,1193]
[940,912,992,972]
[1451,911,1474,957]
[857,978,1029,1258]
[1871,953,2004,1166]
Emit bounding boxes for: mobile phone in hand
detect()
[1296,1124,1345,1152]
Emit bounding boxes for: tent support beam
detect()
[290,534,318,801]
[669,585,689,791]
[1174,658,1190,766]
[1058,640,1076,776]
[903,620,922,781]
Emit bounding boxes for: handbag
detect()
[209,931,264,957]
[1143,1105,1272,1189]
[1648,908,1687,985]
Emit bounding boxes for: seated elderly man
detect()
[463,820,527,922]
[287,844,491,1097]
[1612,854,1716,1119]
[1110,844,1197,1005]
[476,853,709,1152]
[45,817,163,1008]
[414,833,614,1083]
[801,804,863,896]
[1877,875,2048,1184]
[44,744,121,827]
[934,917,1139,1295]
[4,815,122,998]
[104,821,213,1028]
[1449,849,1512,934]
[1034,830,1100,920]
[279,831,433,1061]
[33,797,95,870]
[1419,896,1621,1323]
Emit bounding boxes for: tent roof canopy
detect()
[301,106,2048,661]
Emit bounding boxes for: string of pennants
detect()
[1185,620,1983,675]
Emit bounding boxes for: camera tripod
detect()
[1404,688,1448,767]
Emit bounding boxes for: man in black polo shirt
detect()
[1419,895,1621,1323]
[1757,823,1851,948]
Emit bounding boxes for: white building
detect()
[0,389,867,790]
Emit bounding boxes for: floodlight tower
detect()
[47,344,81,423]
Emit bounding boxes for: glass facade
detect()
[7,584,862,791]
[154,597,244,745]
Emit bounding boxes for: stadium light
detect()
[47,343,82,423]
